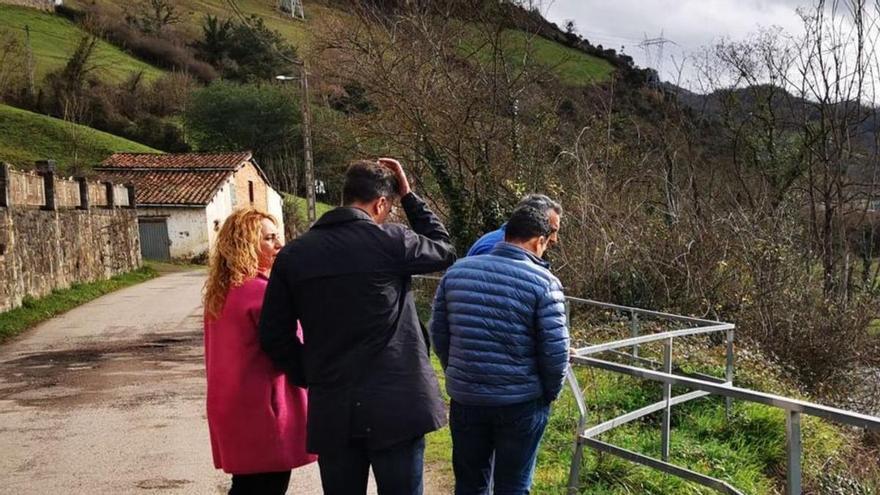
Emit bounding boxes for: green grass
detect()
[461,28,615,87]
[0,265,158,343]
[0,103,159,171]
[283,193,335,218]
[869,319,880,337]
[0,5,164,84]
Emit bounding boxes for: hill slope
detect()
[0,104,159,171]
[0,4,164,84]
[67,0,613,86]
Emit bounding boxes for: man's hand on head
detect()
[378,157,412,197]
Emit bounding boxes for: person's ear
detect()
[372,197,384,216]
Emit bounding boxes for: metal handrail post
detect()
[566,367,588,494]
[661,337,673,461]
[725,328,735,420]
[630,311,640,358]
[786,412,802,495]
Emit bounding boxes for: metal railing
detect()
[411,275,880,494]
[564,297,880,495]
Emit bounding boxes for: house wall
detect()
[267,186,286,242]
[233,161,269,211]
[138,207,208,260]
[0,164,140,313]
[205,177,236,251]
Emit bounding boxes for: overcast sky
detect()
[544,0,812,87]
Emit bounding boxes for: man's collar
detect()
[490,242,550,268]
[312,207,373,228]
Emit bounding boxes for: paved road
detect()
[0,271,333,494]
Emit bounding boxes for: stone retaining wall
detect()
[0,162,141,312]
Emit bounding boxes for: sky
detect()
[543,0,812,88]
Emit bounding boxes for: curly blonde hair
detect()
[204,208,277,319]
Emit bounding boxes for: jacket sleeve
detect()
[398,192,457,274]
[536,277,570,403]
[258,251,307,386]
[429,276,451,369]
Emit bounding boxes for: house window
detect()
[248,181,255,204]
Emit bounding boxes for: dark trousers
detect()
[450,399,550,495]
[318,436,425,495]
[229,470,291,495]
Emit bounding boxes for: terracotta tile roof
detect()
[100,152,252,170]
[95,169,231,206]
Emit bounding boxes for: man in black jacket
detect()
[259,158,456,495]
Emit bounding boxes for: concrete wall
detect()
[0,163,141,313]
[138,207,209,260]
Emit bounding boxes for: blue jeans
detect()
[450,399,550,495]
[318,436,425,495]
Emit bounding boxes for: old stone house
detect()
[96,152,285,261]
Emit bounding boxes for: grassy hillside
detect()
[0,4,164,84]
[466,28,615,86]
[0,104,158,171]
[67,0,328,47]
[67,0,611,87]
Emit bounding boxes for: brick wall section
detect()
[0,0,56,10]
[0,164,141,312]
[233,161,268,211]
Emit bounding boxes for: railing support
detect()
[630,311,640,357]
[661,337,673,461]
[786,411,802,495]
[725,329,735,419]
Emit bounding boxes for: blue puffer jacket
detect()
[430,242,570,406]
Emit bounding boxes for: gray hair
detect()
[517,194,562,215]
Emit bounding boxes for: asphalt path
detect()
[0,270,332,494]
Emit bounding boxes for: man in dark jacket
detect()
[259,158,456,495]
[430,204,569,495]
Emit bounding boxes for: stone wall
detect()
[0,162,141,313]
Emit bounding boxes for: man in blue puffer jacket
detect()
[430,204,570,495]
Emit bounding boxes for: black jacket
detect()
[259,192,456,454]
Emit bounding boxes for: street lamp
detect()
[276,65,316,223]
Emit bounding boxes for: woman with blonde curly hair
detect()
[204,207,315,495]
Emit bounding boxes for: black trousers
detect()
[229,470,291,495]
[318,436,426,495]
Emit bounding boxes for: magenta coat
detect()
[204,274,316,474]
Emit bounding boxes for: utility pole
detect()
[277,59,316,223]
[299,60,315,223]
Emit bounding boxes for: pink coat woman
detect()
[205,275,315,474]
[203,208,315,494]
